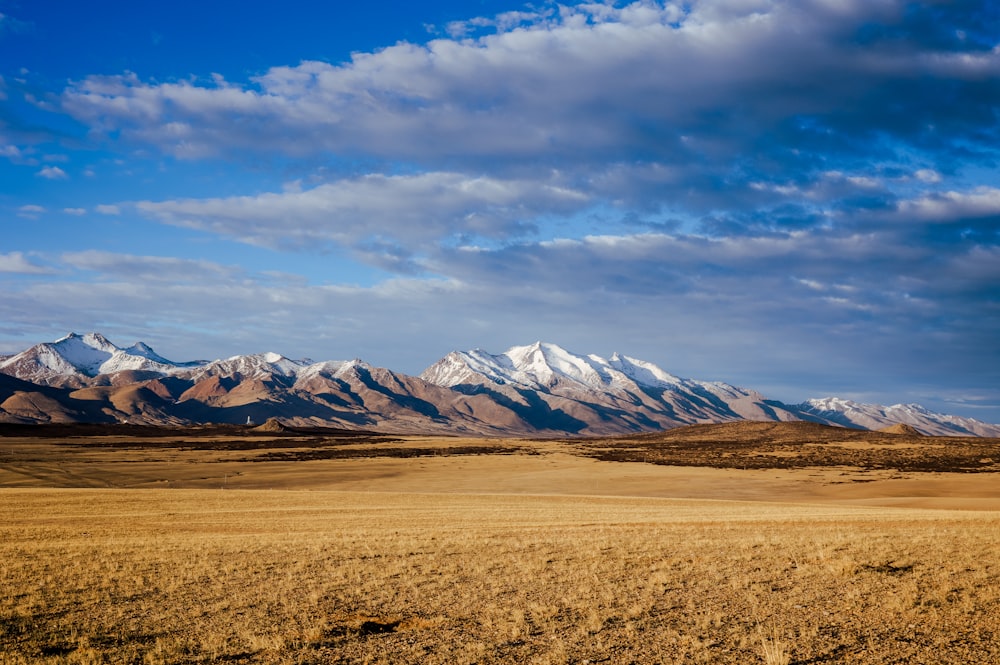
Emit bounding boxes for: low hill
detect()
[576,421,1000,473]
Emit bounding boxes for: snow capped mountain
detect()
[0,333,352,387]
[0,332,193,385]
[2,333,998,436]
[421,341,686,392]
[182,352,311,382]
[798,398,1000,437]
[420,341,805,430]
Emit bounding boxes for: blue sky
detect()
[1,0,999,421]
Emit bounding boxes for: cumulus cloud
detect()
[59,1,1000,261]
[61,2,1000,178]
[36,165,67,179]
[94,204,120,215]
[0,251,51,274]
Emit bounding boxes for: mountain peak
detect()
[424,342,688,393]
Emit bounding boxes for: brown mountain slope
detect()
[0,374,113,424]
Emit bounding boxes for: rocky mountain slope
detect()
[1,333,997,436]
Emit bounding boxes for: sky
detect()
[1,0,999,421]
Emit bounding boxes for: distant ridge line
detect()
[1,333,997,437]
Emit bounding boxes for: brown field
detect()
[2,423,999,663]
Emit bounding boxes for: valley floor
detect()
[1,426,998,663]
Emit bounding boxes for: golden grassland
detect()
[3,490,999,664]
[1,426,999,663]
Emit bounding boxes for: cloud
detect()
[0,252,51,274]
[36,165,67,179]
[95,204,120,215]
[16,204,45,218]
[134,172,590,258]
[896,186,1000,223]
[914,169,942,183]
[58,1,1000,269]
[62,207,86,216]
[61,250,242,283]
[0,144,22,160]
[61,2,1000,178]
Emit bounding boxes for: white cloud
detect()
[16,204,45,218]
[914,168,942,183]
[95,204,120,215]
[62,250,241,283]
[63,207,87,216]
[36,165,68,179]
[134,172,590,254]
[0,252,51,274]
[897,186,1000,222]
[0,144,21,160]
[62,1,996,174]
[55,0,1000,259]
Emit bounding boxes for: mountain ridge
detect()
[1,333,997,437]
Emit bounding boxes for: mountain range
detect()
[1,332,997,437]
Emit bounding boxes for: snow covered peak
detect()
[192,352,308,379]
[293,358,367,381]
[123,341,172,363]
[607,353,684,388]
[503,341,612,387]
[805,396,861,412]
[420,349,514,387]
[49,333,118,374]
[55,331,117,351]
[0,332,192,382]
[422,341,690,393]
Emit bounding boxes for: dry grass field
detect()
[1,423,999,664]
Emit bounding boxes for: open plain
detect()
[1,422,999,664]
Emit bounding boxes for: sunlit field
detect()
[2,425,999,663]
[2,489,999,664]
